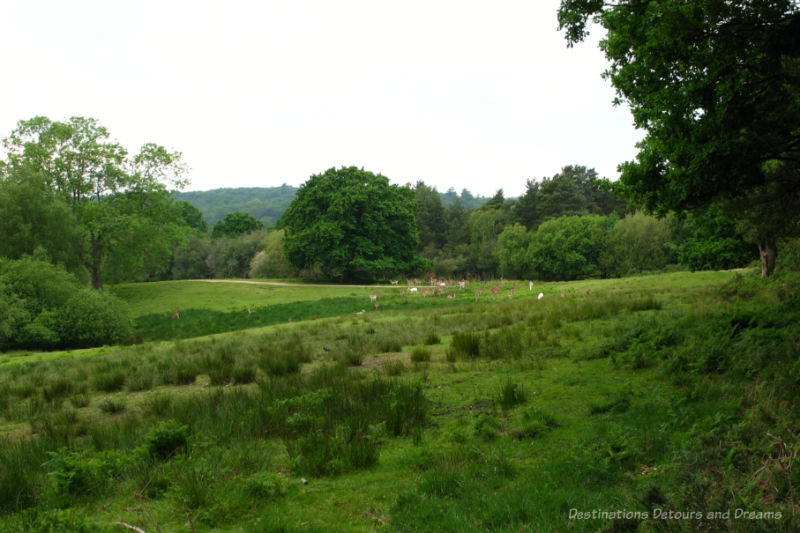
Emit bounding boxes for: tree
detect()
[558,0,800,277]
[0,166,85,274]
[211,211,263,238]
[495,223,533,279]
[675,204,755,271]
[414,181,448,257]
[176,201,208,233]
[280,166,423,281]
[249,229,296,278]
[514,179,541,229]
[527,215,615,280]
[1,116,188,288]
[600,212,674,277]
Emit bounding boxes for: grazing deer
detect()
[422,287,429,297]
[586,289,592,295]
[370,294,378,302]
[247,308,254,314]
[447,293,455,299]
[409,287,418,293]
[390,280,399,285]
[374,301,380,310]
[490,287,500,298]
[560,292,566,298]
[170,311,180,319]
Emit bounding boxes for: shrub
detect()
[145,420,189,460]
[57,289,132,348]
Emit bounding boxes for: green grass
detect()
[1,269,798,531]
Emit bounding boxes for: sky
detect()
[0,0,643,198]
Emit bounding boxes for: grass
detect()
[1,269,798,531]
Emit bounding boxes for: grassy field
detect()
[1,270,798,532]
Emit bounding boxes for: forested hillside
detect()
[176,185,298,227]
[177,185,491,227]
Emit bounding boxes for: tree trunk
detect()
[87,233,104,289]
[757,238,777,279]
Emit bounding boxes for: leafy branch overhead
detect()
[0,116,189,288]
[558,0,800,277]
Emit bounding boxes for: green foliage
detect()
[175,200,208,233]
[281,166,423,281]
[171,234,212,279]
[600,212,675,276]
[495,223,533,279]
[0,258,132,350]
[177,185,298,227]
[211,211,263,239]
[2,116,189,288]
[248,229,296,278]
[208,232,265,279]
[676,204,755,271]
[527,215,615,280]
[0,167,85,275]
[57,289,132,348]
[145,420,189,459]
[559,1,800,277]
[414,182,448,257]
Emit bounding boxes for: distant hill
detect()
[176,185,298,227]
[177,185,489,227]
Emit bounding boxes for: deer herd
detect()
[358,277,594,314]
[169,278,595,320]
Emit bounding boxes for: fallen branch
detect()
[113,522,147,533]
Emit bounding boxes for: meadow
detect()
[0,270,798,532]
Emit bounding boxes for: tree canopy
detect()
[211,211,263,238]
[280,166,424,281]
[1,116,189,287]
[558,0,800,277]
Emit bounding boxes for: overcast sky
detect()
[0,0,643,197]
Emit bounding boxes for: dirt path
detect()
[193,279,405,289]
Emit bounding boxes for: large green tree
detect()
[0,166,85,273]
[558,0,800,277]
[211,211,263,238]
[281,166,423,281]
[1,117,189,288]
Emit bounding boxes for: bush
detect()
[145,420,189,460]
[56,289,132,348]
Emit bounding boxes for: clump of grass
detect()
[410,346,431,363]
[97,398,126,415]
[233,366,257,385]
[70,394,91,409]
[447,331,482,360]
[384,360,406,376]
[125,369,154,392]
[92,371,126,393]
[423,332,441,345]
[145,420,189,460]
[142,394,173,417]
[497,380,527,411]
[377,338,403,353]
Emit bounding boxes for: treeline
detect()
[162,165,757,283]
[413,165,756,280]
[175,185,491,227]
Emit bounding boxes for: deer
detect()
[170,311,180,319]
